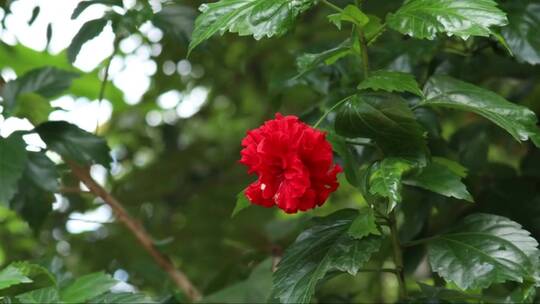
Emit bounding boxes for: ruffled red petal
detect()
[240,113,342,213]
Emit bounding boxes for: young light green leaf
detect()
[328,5,369,29]
[358,70,423,97]
[16,286,59,304]
[35,121,112,168]
[422,75,540,147]
[188,0,317,54]
[501,1,540,65]
[0,265,32,290]
[71,0,123,19]
[231,189,251,217]
[296,40,353,75]
[369,158,414,211]
[68,18,109,63]
[335,93,428,163]
[60,272,117,304]
[428,213,540,290]
[1,67,79,114]
[0,133,28,205]
[364,14,384,44]
[0,262,56,295]
[432,157,467,178]
[404,158,473,202]
[273,209,381,304]
[348,208,380,239]
[387,0,508,40]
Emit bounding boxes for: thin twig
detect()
[402,235,440,248]
[66,160,202,301]
[358,268,399,274]
[321,0,343,12]
[95,40,118,135]
[60,187,91,194]
[68,217,113,225]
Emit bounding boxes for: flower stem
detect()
[388,211,407,301]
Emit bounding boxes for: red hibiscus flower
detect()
[240,113,342,213]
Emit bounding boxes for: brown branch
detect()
[66,160,202,302]
[60,186,91,194]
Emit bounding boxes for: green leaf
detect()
[67,18,109,63]
[335,93,428,162]
[16,286,59,304]
[296,40,353,75]
[422,75,540,147]
[71,0,123,19]
[205,259,272,303]
[25,151,60,192]
[501,1,540,65]
[363,14,384,44]
[0,265,32,291]
[8,151,57,232]
[0,262,56,296]
[0,44,125,111]
[1,67,79,114]
[188,0,317,54]
[404,157,473,202]
[272,209,381,304]
[326,131,361,188]
[328,5,369,29]
[368,158,414,210]
[506,281,537,304]
[431,156,467,178]
[358,70,423,97]
[10,179,54,233]
[35,121,112,168]
[153,4,196,41]
[428,213,540,290]
[89,292,153,304]
[0,133,28,205]
[60,272,117,304]
[348,208,380,239]
[11,93,52,125]
[387,0,508,40]
[231,189,251,217]
[416,282,488,303]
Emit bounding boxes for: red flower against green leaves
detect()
[240,113,342,213]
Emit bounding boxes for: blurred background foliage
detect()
[0,0,540,302]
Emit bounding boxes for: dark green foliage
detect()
[2,0,540,303]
